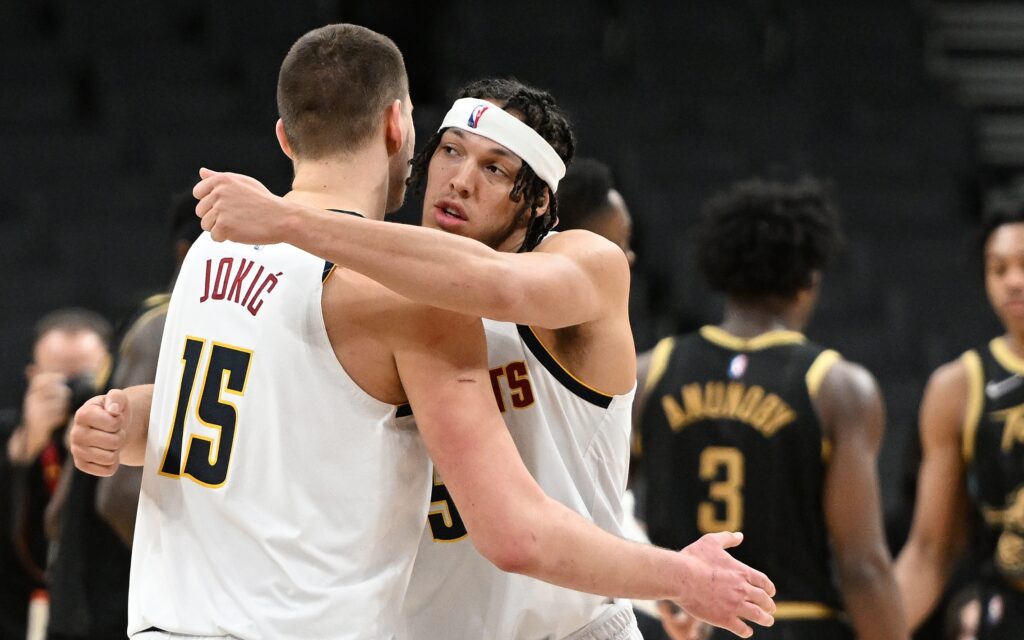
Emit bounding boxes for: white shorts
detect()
[561,604,643,640]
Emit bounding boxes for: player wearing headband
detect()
[71,31,776,639]
[194,78,775,639]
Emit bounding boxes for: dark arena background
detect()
[2,0,1022,638]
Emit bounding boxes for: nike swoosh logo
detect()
[986,375,1022,400]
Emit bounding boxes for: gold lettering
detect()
[704,382,726,418]
[734,385,764,422]
[661,394,687,431]
[682,384,703,423]
[750,394,782,430]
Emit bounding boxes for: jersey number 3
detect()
[159,336,253,488]
[698,446,745,533]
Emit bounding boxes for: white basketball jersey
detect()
[401,319,636,640]
[129,233,431,640]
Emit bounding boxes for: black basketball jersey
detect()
[640,326,849,636]
[963,338,1024,637]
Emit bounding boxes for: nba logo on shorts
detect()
[728,355,748,380]
[468,104,489,128]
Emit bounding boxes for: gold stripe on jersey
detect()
[805,350,841,399]
[644,337,676,392]
[962,350,985,464]
[991,337,1024,375]
[699,325,806,352]
[522,326,615,400]
[774,601,837,619]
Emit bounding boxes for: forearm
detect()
[6,424,54,464]
[894,543,952,630]
[838,555,907,640]
[283,204,516,319]
[96,466,143,546]
[119,384,154,466]
[496,495,690,601]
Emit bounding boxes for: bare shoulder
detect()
[814,357,883,437]
[919,356,973,441]
[536,230,630,277]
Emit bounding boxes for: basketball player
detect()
[634,178,905,639]
[556,157,636,267]
[895,203,1024,638]
[71,27,775,640]
[192,78,774,638]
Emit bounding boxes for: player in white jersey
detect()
[72,29,776,640]
[194,78,776,639]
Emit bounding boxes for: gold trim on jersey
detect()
[522,326,616,399]
[991,337,1024,376]
[644,337,676,392]
[821,438,833,464]
[806,350,841,399]
[962,350,985,464]
[774,601,837,619]
[699,326,806,351]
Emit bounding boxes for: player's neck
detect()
[1002,331,1024,360]
[719,299,803,338]
[285,153,389,221]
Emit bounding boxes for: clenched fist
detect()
[69,389,131,477]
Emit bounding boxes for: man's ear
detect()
[534,188,551,217]
[384,99,404,157]
[275,119,296,160]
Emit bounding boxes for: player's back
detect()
[129,233,430,640]
[640,326,851,639]
[401,318,635,639]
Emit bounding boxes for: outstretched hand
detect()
[674,532,776,638]
[69,389,130,477]
[193,168,290,245]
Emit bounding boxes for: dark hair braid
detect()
[408,78,575,252]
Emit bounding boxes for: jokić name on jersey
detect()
[659,381,797,437]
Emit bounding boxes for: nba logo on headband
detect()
[468,104,489,128]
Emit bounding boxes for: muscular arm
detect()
[394,306,775,637]
[894,360,971,630]
[95,311,166,545]
[195,171,629,329]
[816,359,906,640]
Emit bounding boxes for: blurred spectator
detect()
[1,309,112,639]
[556,157,636,267]
[46,192,203,640]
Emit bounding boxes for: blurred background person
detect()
[634,177,904,639]
[44,192,203,640]
[896,200,1024,639]
[1,310,112,639]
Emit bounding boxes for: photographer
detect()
[1,309,111,639]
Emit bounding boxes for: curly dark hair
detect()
[557,158,615,231]
[980,187,1024,257]
[408,78,576,252]
[696,177,842,299]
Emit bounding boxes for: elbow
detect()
[472,521,542,575]
[837,549,895,593]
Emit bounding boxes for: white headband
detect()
[438,98,566,193]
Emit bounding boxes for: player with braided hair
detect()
[194,77,776,639]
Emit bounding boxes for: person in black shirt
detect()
[635,177,905,639]
[896,200,1024,639]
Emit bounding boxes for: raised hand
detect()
[193,167,289,245]
[674,532,776,638]
[69,389,130,477]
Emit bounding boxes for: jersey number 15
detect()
[158,336,253,488]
